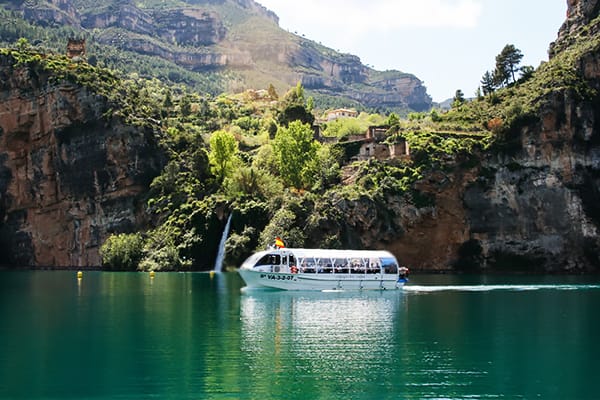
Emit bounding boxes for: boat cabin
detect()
[241,248,401,275]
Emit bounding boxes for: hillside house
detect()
[326,108,358,121]
[315,123,409,161]
[366,125,388,141]
[357,134,409,161]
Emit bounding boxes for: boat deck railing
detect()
[267,265,399,275]
[298,266,386,274]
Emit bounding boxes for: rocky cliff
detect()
[2,0,431,111]
[371,0,600,272]
[458,0,600,272]
[0,52,163,267]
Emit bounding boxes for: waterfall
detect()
[213,214,232,272]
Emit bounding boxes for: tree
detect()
[475,86,483,100]
[180,95,192,117]
[267,83,279,100]
[100,233,145,270]
[16,37,30,51]
[480,70,496,95]
[277,104,315,127]
[306,96,315,113]
[278,82,314,127]
[519,65,535,82]
[272,121,320,189]
[209,130,239,183]
[452,89,465,108]
[162,89,173,118]
[494,44,524,87]
[283,81,305,105]
[386,112,400,127]
[324,117,365,139]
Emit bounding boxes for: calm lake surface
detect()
[1,271,599,399]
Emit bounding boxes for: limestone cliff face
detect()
[551,0,600,56]
[7,0,431,111]
[461,91,600,272]
[456,0,600,272]
[0,56,163,267]
[22,0,80,26]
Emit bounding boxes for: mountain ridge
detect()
[0,0,432,112]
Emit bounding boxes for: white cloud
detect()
[259,0,483,32]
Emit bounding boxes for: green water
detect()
[0,272,599,399]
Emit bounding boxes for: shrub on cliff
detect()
[100,233,145,271]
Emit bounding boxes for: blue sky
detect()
[257,0,567,102]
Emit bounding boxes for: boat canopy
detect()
[284,248,398,272]
[285,248,394,262]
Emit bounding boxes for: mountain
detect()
[0,0,432,112]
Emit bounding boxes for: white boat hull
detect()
[239,269,405,291]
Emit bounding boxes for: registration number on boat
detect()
[260,274,294,281]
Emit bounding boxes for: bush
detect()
[100,233,145,270]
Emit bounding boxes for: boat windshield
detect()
[255,254,281,267]
[240,252,263,269]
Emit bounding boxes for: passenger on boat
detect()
[398,266,409,283]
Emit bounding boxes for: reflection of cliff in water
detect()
[240,291,407,378]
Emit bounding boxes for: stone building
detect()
[66,38,86,60]
[326,108,358,121]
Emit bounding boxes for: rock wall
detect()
[327,0,600,272]
[462,88,600,271]
[0,57,163,267]
[456,0,600,272]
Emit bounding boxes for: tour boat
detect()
[238,247,408,291]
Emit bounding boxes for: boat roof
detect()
[272,248,397,260]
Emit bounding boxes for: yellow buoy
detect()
[149,271,155,278]
[209,270,215,279]
[77,271,83,279]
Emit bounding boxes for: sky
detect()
[256,0,567,102]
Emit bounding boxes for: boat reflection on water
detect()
[239,288,408,385]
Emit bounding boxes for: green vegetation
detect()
[272,121,320,189]
[3,37,486,271]
[4,5,599,272]
[100,233,145,271]
[209,130,239,183]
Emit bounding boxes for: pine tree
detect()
[452,89,465,108]
[480,71,496,95]
[494,44,524,87]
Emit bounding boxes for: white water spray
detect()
[213,214,232,273]
[402,284,600,292]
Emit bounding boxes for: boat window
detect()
[255,254,281,266]
[381,257,398,273]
